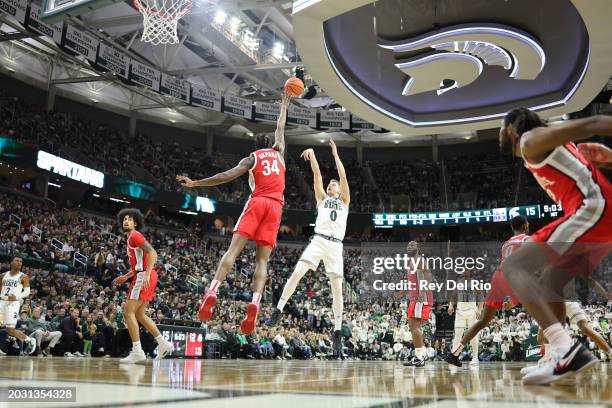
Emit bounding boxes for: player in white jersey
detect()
[448,269,483,366]
[0,257,36,354]
[267,139,349,357]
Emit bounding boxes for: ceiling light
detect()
[273,42,285,59]
[229,16,241,35]
[319,139,325,143]
[179,210,198,215]
[214,10,227,25]
[464,135,472,140]
[393,140,400,144]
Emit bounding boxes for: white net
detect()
[134,0,192,45]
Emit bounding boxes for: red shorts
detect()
[234,196,283,248]
[128,270,158,302]
[408,301,431,321]
[530,202,612,278]
[484,269,520,310]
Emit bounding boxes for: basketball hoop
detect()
[134,0,192,45]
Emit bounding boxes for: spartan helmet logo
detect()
[378,23,546,96]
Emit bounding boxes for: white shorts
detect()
[454,308,478,329]
[0,300,21,328]
[299,236,344,277]
[565,302,587,326]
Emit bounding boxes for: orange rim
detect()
[133,0,192,18]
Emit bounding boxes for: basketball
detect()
[284,77,305,97]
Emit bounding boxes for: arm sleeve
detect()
[128,231,145,248]
[17,286,30,300]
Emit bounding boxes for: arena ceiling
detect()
[294,0,612,136]
[0,0,611,147]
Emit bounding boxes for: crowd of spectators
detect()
[1,191,611,361]
[1,91,551,214]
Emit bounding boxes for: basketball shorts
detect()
[565,302,587,326]
[0,300,21,328]
[234,196,283,248]
[530,197,612,278]
[128,270,158,302]
[408,301,431,321]
[454,308,478,329]
[484,269,520,310]
[299,236,344,277]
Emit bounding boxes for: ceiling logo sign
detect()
[37,150,105,188]
[378,24,546,96]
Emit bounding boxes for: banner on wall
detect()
[223,95,252,120]
[0,0,27,24]
[129,61,161,92]
[63,24,99,61]
[27,4,63,44]
[191,84,222,111]
[320,110,350,129]
[351,115,382,131]
[287,105,317,128]
[160,73,191,104]
[254,102,280,123]
[96,43,130,79]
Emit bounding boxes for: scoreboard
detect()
[373,204,563,228]
[158,325,204,358]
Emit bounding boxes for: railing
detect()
[31,225,42,241]
[51,238,64,252]
[9,214,21,229]
[73,251,88,268]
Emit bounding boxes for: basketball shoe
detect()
[403,356,425,367]
[155,339,173,361]
[240,303,260,335]
[522,341,598,385]
[198,290,217,321]
[265,308,281,326]
[445,353,462,367]
[120,348,146,364]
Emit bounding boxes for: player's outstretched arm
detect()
[176,156,255,188]
[272,93,291,156]
[521,115,612,162]
[301,148,325,205]
[329,139,350,206]
[578,142,612,169]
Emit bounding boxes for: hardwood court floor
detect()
[0,357,610,407]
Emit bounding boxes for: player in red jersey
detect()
[176,93,291,335]
[499,108,612,384]
[396,241,434,367]
[112,208,172,364]
[445,215,529,367]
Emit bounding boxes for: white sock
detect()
[132,341,142,352]
[543,323,572,352]
[209,279,220,293]
[252,292,261,306]
[415,347,425,359]
[154,335,163,344]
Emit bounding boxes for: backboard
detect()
[41,0,120,24]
